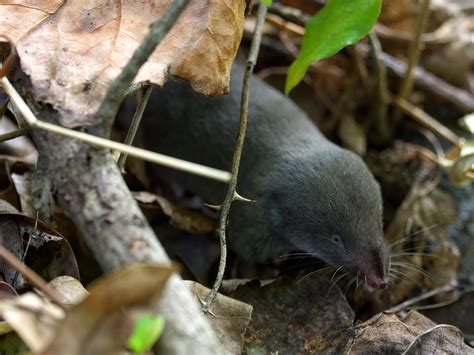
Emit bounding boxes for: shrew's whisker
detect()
[297,265,339,283]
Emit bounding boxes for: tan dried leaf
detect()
[186,281,252,355]
[0,0,246,127]
[44,263,174,354]
[344,311,473,353]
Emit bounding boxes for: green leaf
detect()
[285,0,381,94]
[128,314,165,355]
[261,0,273,6]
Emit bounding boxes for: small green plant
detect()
[261,0,272,6]
[127,314,165,355]
[285,0,382,94]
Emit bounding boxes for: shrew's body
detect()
[142,64,390,289]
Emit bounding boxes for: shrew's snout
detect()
[352,247,390,290]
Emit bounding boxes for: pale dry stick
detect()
[392,0,431,123]
[0,76,230,182]
[385,284,463,313]
[117,84,153,170]
[368,31,390,142]
[0,245,64,308]
[392,96,460,145]
[98,0,190,135]
[202,3,268,313]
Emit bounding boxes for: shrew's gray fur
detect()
[142,64,390,289]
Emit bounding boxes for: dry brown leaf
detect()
[0,200,80,289]
[0,292,64,352]
[133,191,217,234]
[343,311,473,354]
[441,139,474,187]
[43,263,174,355]
[0,0,246,127]
[186,281,252,355]
[10,172,35,218]
[48,276,89,306]
[404,324,473,354]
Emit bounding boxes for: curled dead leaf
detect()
[43,263,174,354]
[0,0,246,127]
[186,281,252,355]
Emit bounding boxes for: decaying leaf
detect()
[186,281,252,355]
[0,200,79,290]
[0,0,247,127]
[230,274,354,353]
[48,276,89,306]
[43,263,174,354]
[440,140,474,187]
[10,172,35,218]
[0,265,172,353]
[0,292,64,352]
[343,311,473,353]
[133,191,217,235]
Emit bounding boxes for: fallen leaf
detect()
[133,191,217,235]
[43,263,174,354]
[343,311,473,354]
[0,200,80,289]
[0,292,64,352]
[230,274,354,353]
[404,324,473,354]
[0,0,247,127]
[10,172,35,218]
[186,281,252,355]
[48,276,89,306]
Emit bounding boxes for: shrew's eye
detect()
[332,234,342,244]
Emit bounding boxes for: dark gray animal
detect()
[142,65,390,289]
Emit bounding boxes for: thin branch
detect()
[0,76,231,182]
[385,284,466,313]
[391,95,459,145]
[117,84,153,170]
[0,127,28,142]
[202,2,268,313]
[367,31,390,142]
[392,0,431,122]
[0,245,64,308]
[97,0,190,135]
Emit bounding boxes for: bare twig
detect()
[368,31,390,142]
[0,76,231,182]
[117,84,153,170]
[392,0,431,122]
[385,284,466,313]
[202,2,267,313]
[0,245,64,308]
[0,127,28,142]
[391,96,459,145]
[97,0,190,135]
